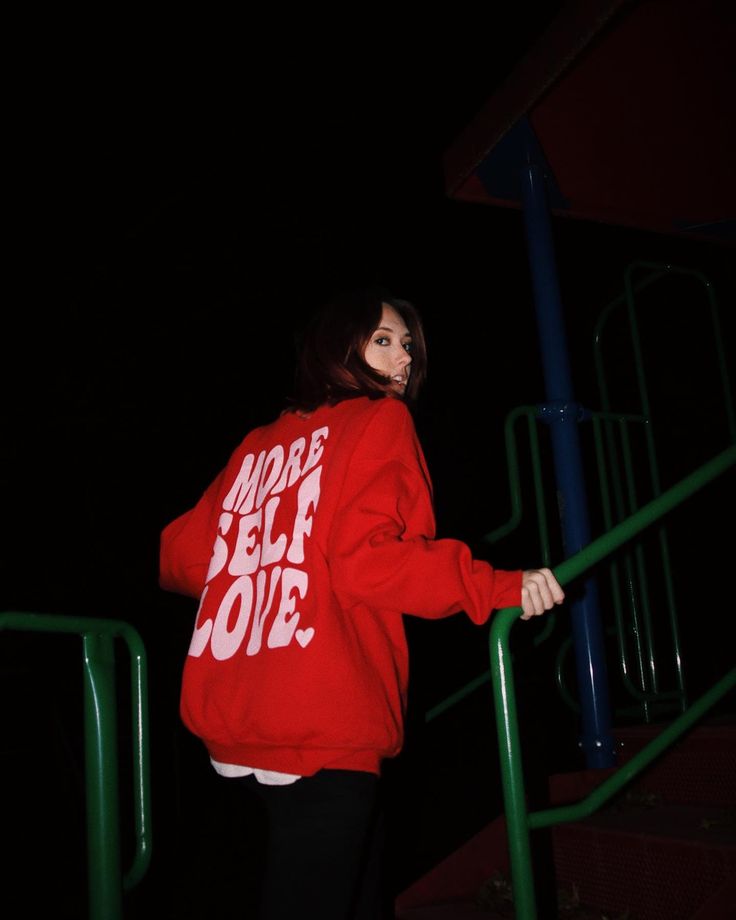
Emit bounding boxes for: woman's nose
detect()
[397,347,411,366]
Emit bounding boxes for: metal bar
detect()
[615,419,652,714]
[593,262,734,719]
[424,669,494,723]
[490,607,538,920]
[491,445,735,918]
[591,416,649,713]
[484,406,537,544]
[427,403,554,724]
[554,446,735,586]
[529,665,736,829]
[629,262,736,443]
[0,613,152,910]
[83,631,123,920]
[122,623,153,891]
[522,151,614,768]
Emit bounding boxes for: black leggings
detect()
[231,769,386,920]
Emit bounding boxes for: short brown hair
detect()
[290,286,427,412]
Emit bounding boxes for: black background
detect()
[3,8,735,918]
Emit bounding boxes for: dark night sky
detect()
[2,2,734,724]
[7,6,577,618]
[7,11,733,619]
[4,8,735,915]
[6,0,735,745]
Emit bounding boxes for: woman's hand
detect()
[520,568,565,619]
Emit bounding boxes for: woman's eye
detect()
[375,336,390,346]
[403,342,413,353]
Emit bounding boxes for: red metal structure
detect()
[444,0,735,245]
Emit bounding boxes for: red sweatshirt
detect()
[160,396,522,776]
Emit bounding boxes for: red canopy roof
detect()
[443,0,735,244]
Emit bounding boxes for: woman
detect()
[159,286,564,919]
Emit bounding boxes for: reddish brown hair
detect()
[289,285,427,412]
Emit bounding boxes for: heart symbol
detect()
[295,627,315,648]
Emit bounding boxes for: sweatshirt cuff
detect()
[493,569,523,610]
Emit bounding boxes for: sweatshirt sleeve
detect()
[159,471,226,599]
[327,400,522,623]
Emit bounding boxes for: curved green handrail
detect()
[594,262,735,718]
[484,405,550,552]
[425,406,555,723]
[0,612,151,920]
[489,444,736,920]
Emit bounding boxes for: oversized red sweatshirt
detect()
[160,396,522,776]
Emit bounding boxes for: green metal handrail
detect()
[484,405,551,556]
[529,668,735,830]
[452,264,734,730]
[0,612,151,920]
[489,444,736,920]
[594,262,736,718]
[425,406,555,724]
[589,412,674,717]
[595,271,679,715]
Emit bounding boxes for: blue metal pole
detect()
[520,155,615,768]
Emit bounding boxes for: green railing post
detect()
[490,607,537,920]
[83,630,123,920]
[123,621,153,892]
[0,612,151,919]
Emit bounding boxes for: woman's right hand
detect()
[520,568,565,620]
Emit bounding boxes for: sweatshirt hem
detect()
[205,741,386,776]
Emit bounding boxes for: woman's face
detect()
[363,303,413,396]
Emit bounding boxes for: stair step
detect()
[553,803,736,920]
[614,721,736,806]
[396,719,736,920]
